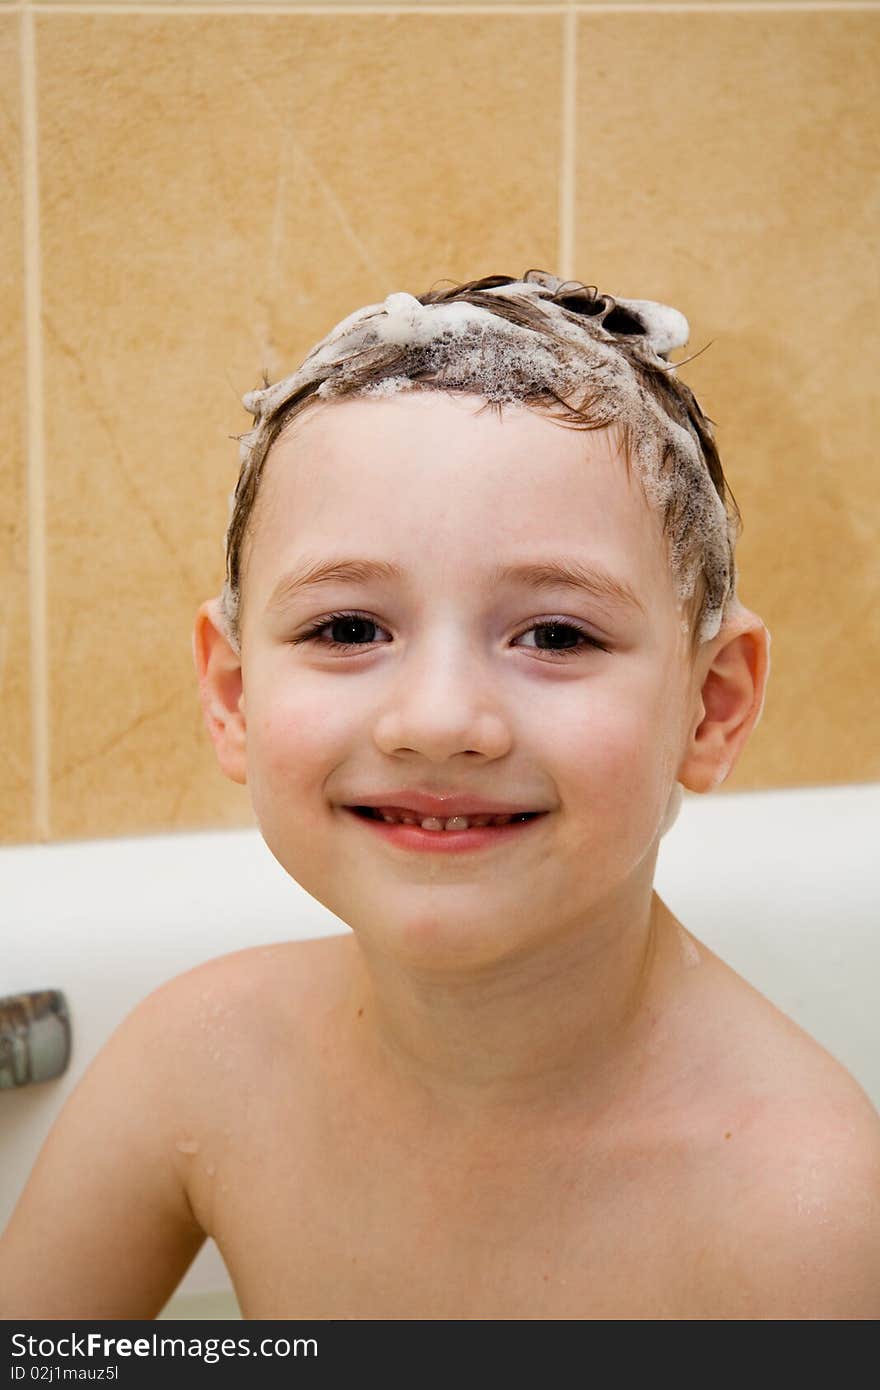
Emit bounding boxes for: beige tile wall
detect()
[4,2,878,845]
[0,15,31,843]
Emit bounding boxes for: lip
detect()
[342,806,549,854]
[341,790,548,818]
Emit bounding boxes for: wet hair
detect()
[220,270,741,657]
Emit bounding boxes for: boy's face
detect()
[233,391,699,967]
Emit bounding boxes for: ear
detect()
[677,605,771,793]
[192,598,247,786]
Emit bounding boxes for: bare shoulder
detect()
[0,942,343,1318]
[693,1078,880,1319]
[184,929,353,995]
[668,925,880,1318]
[149,933,354,1221]
[0,961,214,1316]
[166,930,353,1021]
[152,931,353,1091]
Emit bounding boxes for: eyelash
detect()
[293,610,610,659]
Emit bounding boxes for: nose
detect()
[370,627,513,763]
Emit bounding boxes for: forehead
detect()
[246,392,671,606]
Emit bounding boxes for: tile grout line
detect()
[558,4,576,281]
[20,8,51,842]
[9,5,880,16]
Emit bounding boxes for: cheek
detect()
[555,679,679,830]
[244,675,347,806]
[242,679,350,884]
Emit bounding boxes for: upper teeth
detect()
[372,809,528,830]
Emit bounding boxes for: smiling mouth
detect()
[348,807,544,831]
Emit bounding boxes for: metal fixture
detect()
[0,990,71,1089]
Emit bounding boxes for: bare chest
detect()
[174,936,845,1319]
[189,1091,720,1319]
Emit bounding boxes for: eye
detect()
[293,612,609,659]
[514,620,609,659]
[294,611,391,651]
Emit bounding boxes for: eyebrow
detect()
[266,555,645,616]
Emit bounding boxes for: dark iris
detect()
[332,616,377,644]
[534,623,582,651]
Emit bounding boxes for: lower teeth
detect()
[361,809,532,829]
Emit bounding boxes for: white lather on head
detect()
[240,275,691,424]
[223,272,738,653]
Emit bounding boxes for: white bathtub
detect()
[2,783,878,1320]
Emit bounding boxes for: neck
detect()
[338,883,681,1129]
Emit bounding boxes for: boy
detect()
[3,272,879,1319]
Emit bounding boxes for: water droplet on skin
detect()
[176,1139,200,1155]
[678,926,701,969]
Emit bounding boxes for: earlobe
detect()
[678,610,771,794]
[192,598,248,786]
